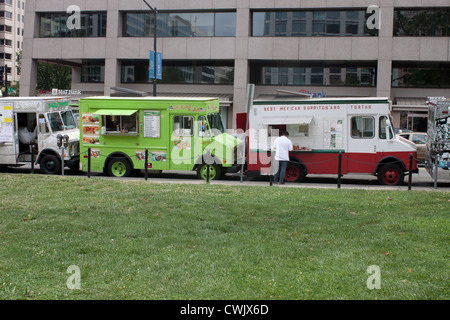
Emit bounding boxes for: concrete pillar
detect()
[376,4,394,99]
[20,0,38,96]
[19,58,38,96]
[104,59,120,96]
[103,9,120,96]
[232,7,250,129]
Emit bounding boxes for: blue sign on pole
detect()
[149,50,162,80]
[156,51,162,80]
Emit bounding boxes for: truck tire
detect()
[377,164,404,186]
[285,162,306,182]
[107,157,132,177]
[197,163,221,181]
[40,155,61,175]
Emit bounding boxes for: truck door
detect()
[346,115,378,173]
[170,115,194,170]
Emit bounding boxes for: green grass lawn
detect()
[0,173,448,300]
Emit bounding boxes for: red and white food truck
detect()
[244,96,418,185]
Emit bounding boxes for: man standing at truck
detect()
[272,130,293,184]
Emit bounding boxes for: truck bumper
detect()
[226,163,244,174]
[65,155,80,168]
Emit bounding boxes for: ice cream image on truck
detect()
[245,96,418,186]
[78,96,241,179]
[0,97,80,174]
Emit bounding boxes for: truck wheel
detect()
[40,155,61,175]
[285,163,305,182]
[197,163,221,181]
[377,164,404,186]
[108,158,132,177]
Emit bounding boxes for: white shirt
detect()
[272,135,293,161]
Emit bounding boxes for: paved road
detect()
[1,164,450,192]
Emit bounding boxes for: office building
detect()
[21,0,450,130]
[0,0,25,88]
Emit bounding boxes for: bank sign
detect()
[52,89,82,96]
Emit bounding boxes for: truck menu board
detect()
[323,119,343,148]
[143,110,161,138]
[0,105,14,143]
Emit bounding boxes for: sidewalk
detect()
[126,168,450,192]
[2,165,450,192]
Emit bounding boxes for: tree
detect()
[16,50,22,75]
[36,61,72,92]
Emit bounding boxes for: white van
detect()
[0,97,79,174]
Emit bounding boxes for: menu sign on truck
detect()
[143,110,161,138]
[0,106,14,143]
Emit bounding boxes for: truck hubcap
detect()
[111,162,126,176]
[200,165,216,180]
[285,166,299,182]
[45,160,56,171]
[382,169,399,185]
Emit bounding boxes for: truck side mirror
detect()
[56,134,63,148]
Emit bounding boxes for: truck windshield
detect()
[61,111,76,129]
[48,111,76,132]
[207,113,225,136]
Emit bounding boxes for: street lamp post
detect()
[143,0,158,97]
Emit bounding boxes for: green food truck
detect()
[79,96,242,179]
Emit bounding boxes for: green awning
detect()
[93,109,137,116]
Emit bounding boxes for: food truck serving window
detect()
[93,109,138,134]
[103,114,138,133]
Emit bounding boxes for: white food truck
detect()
[245,96,418,185]
[0,97,80,174]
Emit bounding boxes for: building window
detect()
[250,61,377,87]
[123,11,236,37]
[0,0,12,5]
[0,11,12,19]
[394,8,450,36]
[0,25,12,32]
[0,53,12,60]
[0,39,12,46]
[39,12,107,38]
[392,62,450,88]
[399,112,428,132]
[252,9,377,37]
[81,60,105,83]
[121,60,234,85]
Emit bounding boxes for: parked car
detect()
[398,132,427,164]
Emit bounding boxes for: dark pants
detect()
[274,160,288,183]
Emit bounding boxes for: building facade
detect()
[0,0,25,88]
[21,0,450,130]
